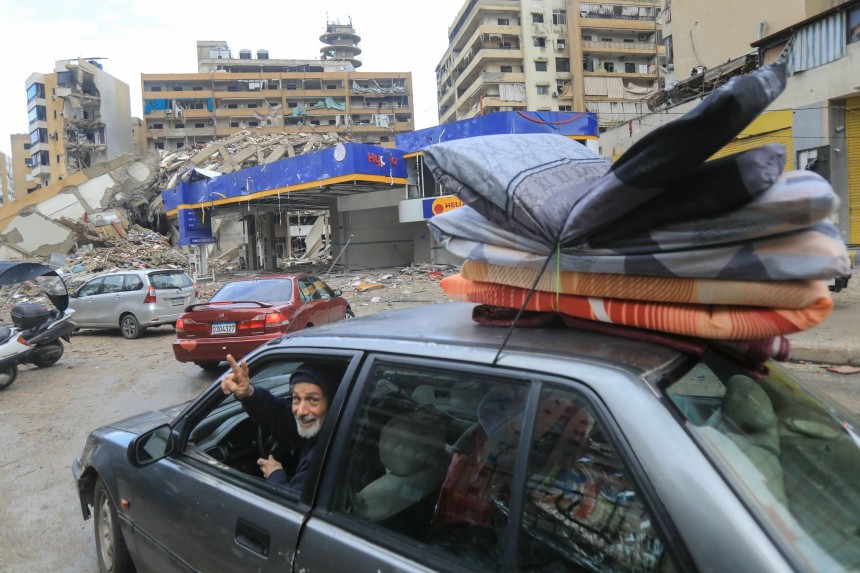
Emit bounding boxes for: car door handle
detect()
[235,518,270,557]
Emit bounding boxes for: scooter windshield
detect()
[33,275,69,312]
[0,262,69,312]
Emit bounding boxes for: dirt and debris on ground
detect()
[0,220,458,321]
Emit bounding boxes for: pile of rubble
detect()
[157,131,352,190]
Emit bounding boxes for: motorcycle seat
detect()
[0,326,13,343]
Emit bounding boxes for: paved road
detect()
[0,327,219,573]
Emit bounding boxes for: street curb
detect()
[788,342,860,366]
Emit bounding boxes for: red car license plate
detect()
[211,322,236,335]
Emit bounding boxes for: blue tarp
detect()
[396,111,599,154]
[163,142,406,213]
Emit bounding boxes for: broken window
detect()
[604,61,615,72]
[625,62,636,73]
[153,123,163,129]
[501,65,513,72]
[498,18,509,25]
[26,83,45,102]
[155,142,164,150]
[534,37,546,47]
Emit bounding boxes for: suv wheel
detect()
[120,315,142,339]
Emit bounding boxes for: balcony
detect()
[452,48,525,94]
[582,40,659,55]
[447,1,521,49]
[438,24,522,86]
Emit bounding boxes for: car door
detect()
[296,355,682,572]
[90,274,126,325]
[126,349,361,573]
[69,278,104,326]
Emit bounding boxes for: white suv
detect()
[69,269,198,339]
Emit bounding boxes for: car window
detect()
[299,278,322,301]
[123,274,144,291]
[310,277,335,300]
[331,361,529,570]
[149,271,192,289]
[210,279,293,303]
[518,386,671,571]
[667,351,860,570]
[102,275,124,294]
[184,356,348,500]
[77,278,103,296]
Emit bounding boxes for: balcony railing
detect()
[582,40,657,52]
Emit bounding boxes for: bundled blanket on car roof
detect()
[423,61,852,343]
[424,62,852,282]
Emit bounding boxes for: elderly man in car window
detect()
[221,354,341,493]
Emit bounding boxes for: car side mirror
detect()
[333,289,343,297]
[128,424,174,467]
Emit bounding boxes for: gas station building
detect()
[162,111,599,274]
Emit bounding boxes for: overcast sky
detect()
[0,0,465,155]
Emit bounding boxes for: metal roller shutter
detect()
[709,110,794,170]
[847,97,860,245]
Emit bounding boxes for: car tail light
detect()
[265,312,290,330]
[238,314,266,331]
[175,318,185,335]
[143,286,157,303]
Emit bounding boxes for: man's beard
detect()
[296,414,325,438]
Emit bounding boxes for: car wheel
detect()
[196,361,222,372]
[119,315,142,340]
[94,478,134,573]
[345,307,355,319]
[0,365,18,391]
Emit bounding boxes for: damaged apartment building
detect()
[141,21,414,154]
[20,58,143,191]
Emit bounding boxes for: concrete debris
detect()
[153,131,351,192]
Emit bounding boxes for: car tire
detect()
[345,307,355,319]
[119,315,142,340]
[0,365,18,390]
[94,478,134,573]
[196,361,222,372]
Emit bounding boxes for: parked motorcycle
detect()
[0,261,77,390]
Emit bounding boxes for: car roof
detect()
[94,268,188,277]
[275,302,686,378]
[221,273,308,283]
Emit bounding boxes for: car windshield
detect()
[210,279,293,303]
[149,271,192,289]
[666,351,860,571]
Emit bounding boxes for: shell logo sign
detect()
[423,195,464,218]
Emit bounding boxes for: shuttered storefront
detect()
[847,97,860,245]
[710,110,794,170]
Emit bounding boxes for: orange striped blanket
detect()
[440,274,832,340]
[460,260,830,309]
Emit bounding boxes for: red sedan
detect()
[172,273,353,370]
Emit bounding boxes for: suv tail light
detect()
[143,286,157,304]
[265,312,290,330]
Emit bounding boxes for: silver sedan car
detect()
[73,303,860,572]
[68,269,197,339]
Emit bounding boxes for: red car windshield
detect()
[210,279,294,303]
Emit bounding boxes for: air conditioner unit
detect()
[551,92,558,97]
[48,132,57,139]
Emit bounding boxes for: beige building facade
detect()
[436,0,663,130]
[661,0,841,83]
[142,33,414,153]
